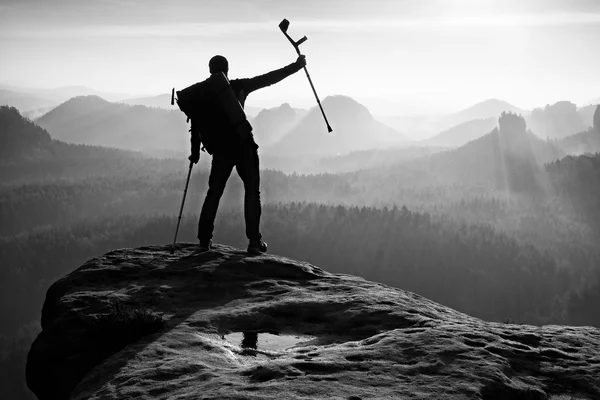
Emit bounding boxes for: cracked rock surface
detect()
[27,244,600,399]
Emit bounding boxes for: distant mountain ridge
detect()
[438,99,525,130]
[253,103,306,147]
[0,90,57,113]
[36,95,189,153]
[423,118,498,147]
[425,112,563,192]
[268,95,410,157]
[0,84,131,106]
[526,101,587,140]
[376,99,525,140]
[0,84,137,122]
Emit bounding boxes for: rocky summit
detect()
[27,244,600,400]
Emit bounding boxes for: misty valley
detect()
[1,93,600,399]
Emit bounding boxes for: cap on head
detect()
[209,55,229,74]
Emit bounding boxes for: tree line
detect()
[2,202,597,340]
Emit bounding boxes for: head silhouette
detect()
[209,55,229,76]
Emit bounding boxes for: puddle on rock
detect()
[224,332,316,351]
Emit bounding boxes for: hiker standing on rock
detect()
[189,54,306,254]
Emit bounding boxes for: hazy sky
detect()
[1,0,599,113]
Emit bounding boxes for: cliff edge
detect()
[27,244,600,399]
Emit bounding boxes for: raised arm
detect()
[243,55,306,95]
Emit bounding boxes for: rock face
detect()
[27,244,600,400]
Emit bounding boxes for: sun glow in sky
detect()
[1,0,599,113]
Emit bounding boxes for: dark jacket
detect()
[191,61,302,157]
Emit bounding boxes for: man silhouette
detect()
[190,54,306,254]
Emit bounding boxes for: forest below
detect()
[1,105,600,399]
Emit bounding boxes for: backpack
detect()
[173,73,251,156]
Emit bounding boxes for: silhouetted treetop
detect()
[594,105,600,132]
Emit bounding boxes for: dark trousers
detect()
[197,145,262,243]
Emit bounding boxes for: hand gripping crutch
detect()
[279,18,333,133]
[170,161,193,254]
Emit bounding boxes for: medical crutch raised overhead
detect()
[279,18,333,133]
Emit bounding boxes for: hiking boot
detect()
[247,239,267,255]
[198,239,212,252]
